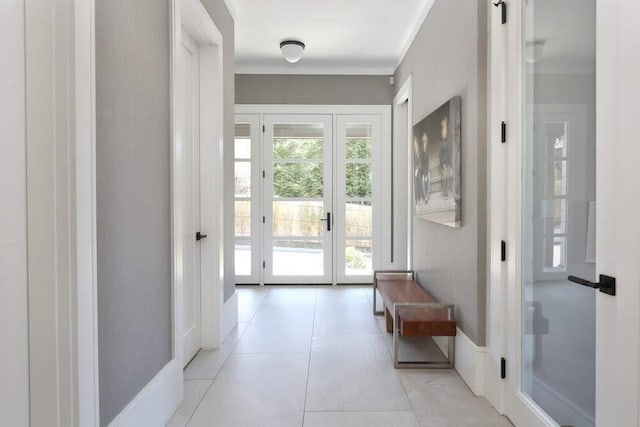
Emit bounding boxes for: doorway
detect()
[234,105,391,285]
[174,0,225,371]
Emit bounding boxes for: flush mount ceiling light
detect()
[280,40,305,64]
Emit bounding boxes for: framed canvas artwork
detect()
[412,96,461,227]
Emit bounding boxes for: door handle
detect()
[196,231,208,241]
[568,274,616,296]
[319,212,331,231]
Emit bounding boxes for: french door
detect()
[234,107,390,285]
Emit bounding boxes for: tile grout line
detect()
[369,289,422,425]
[179,287,272,427]
[301,287,319,427]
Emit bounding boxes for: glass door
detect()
[263,115,333,284]
[335,115,381,283]
[514,0,597,426]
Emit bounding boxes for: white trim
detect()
[221,291,239,341]
[392,74,413,270]
[395,0,436,69]
[235,64,396,76]
[24,0,77,424]
[237,104,391,115]
[107,361,182,427]
[75,0,100,424]
[433,328,487,397]
[222,0,237,22]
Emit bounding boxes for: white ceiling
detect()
[226,0,435,75]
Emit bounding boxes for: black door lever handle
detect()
[568,274,616,296]
[319,212,331,231]
[196,231,208,241]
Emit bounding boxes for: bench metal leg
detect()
[392,303,456,369]
[372,270,414,316]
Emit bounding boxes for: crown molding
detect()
[235,64,396,75]
[395,0,436,70]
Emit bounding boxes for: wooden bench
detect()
[373,270,456,369]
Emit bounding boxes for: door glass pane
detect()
[235,161,251,197]
[235,241,251,276]
[273,240,324,276]
[346,163,372,198]
[273,163,323,198]
[234,200,251,237]
[522,1,596,426]
[345,124,372,159]
[274,138,323,159]
[345,201,372,238]
[273,201,324,237]
[234,124,251,159]
[345,240,372,276]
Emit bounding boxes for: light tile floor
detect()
[167,286,513,427]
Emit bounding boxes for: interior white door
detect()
[181,32,202,366]
[335,115,381,283]
[263,114,333,284]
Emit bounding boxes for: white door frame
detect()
[392,75,413,270]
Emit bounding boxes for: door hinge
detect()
[262,216,265,224]
[501,240,507,262]
[262,261,266,269]
[262,125,265,132]
[501,121,507,143]
[501,357,506,379]
[262,170,265,178]
[494,0,507,24]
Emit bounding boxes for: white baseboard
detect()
[434,328,487,396]
[108,360,182,427]
[221,291,238,342]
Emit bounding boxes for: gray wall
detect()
[394,0,488,345]
[236,74,394,105]
[96,0,235,424]
[96,1,171,424]
[201,0,236,301]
